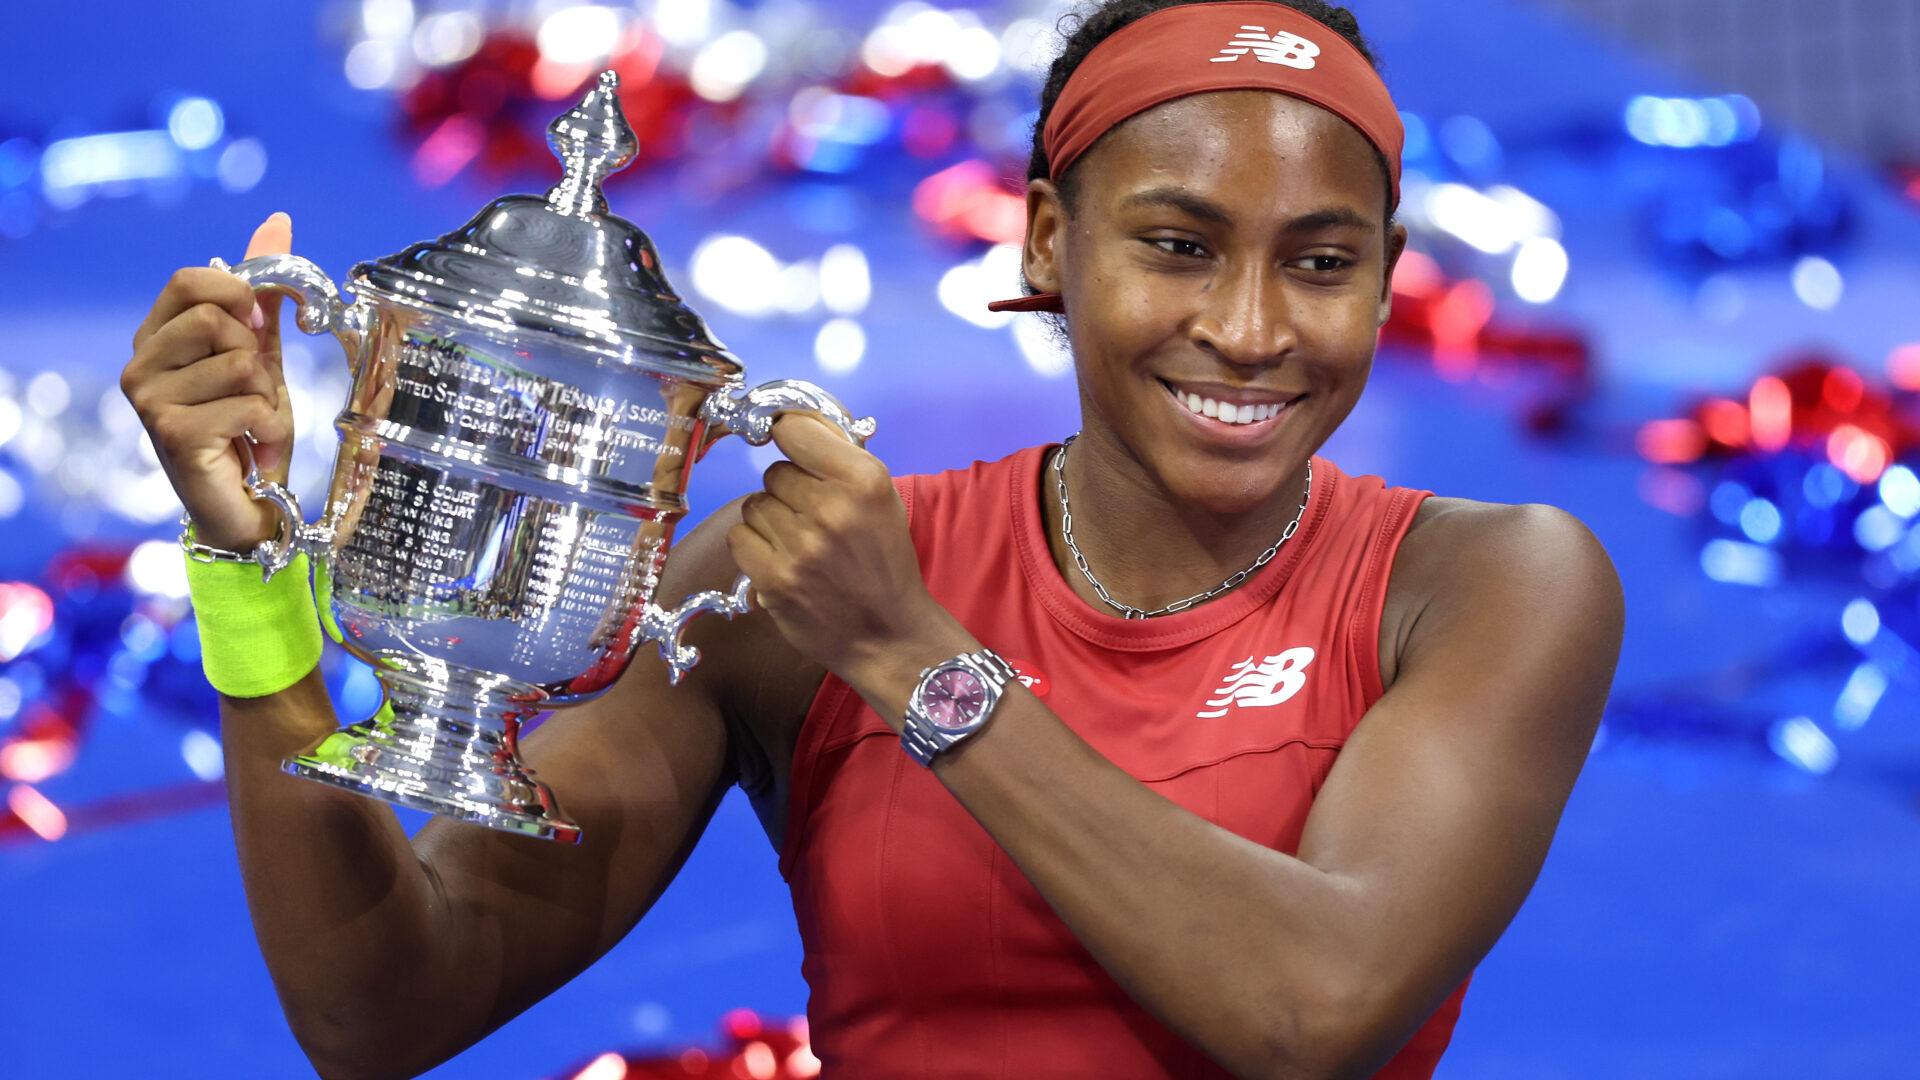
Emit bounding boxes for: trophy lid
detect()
[352,71,738,380]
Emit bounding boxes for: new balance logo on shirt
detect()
[1210,25,1321,69]
[1197,648,1316,718]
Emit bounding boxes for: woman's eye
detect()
[1297,254,1354,273]
[1149,238,1207,258]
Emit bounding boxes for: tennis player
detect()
[121,1,1623,1076]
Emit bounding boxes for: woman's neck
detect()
[1038,424,1315,617]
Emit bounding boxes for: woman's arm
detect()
[866,503,1616,1079]
[217,506,775,1080]
[127,221,817,1080]
[732,420,1622,1080]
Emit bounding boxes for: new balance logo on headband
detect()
[1210,25,1320,69]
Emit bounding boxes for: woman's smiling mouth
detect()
[1159,379,1304,427]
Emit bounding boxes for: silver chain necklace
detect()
[1053,435,1313,619]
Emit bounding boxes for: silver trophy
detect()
[214,72,874,843]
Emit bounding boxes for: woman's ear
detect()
[1023,178,1066,295]
[1377,221,1409,328]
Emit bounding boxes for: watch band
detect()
[901,648,1016,766]
[964,649,1016,685]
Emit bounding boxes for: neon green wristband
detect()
[184,551,324,698]
[313,563,345,645]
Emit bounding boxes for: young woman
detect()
[121,1,1622,1077]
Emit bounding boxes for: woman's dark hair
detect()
[1027,0,1388,219]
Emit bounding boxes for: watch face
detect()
[922,667,988,731]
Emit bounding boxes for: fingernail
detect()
[250,302,265,329]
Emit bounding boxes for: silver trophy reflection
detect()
[213,72,873,843]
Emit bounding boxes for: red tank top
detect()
[781,445,1466,1077]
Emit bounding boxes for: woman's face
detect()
[1026,90,1404,516]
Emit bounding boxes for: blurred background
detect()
[2,0,1917,1076]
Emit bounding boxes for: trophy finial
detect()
[545,70,638,216]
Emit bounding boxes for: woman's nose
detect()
[1188,262,1295,366]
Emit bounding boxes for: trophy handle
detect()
[698,377,878,449]
[639,380,877,684]
[212,254,360,580]
[638,574,756,686]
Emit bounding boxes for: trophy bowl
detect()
[214,72,874,843]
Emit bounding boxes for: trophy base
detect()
[283,666,581,844]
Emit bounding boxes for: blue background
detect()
[2,1,1917,1076]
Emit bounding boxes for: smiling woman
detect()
[122,1,1621,1078]
[1022,86,1401,525]
[761,2,1621,1078]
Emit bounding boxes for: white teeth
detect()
[1171,385,1291,425]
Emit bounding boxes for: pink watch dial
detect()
[922,667,988,730]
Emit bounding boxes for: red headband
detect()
[988,1,1403,314]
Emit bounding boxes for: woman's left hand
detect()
[726,412,959,695]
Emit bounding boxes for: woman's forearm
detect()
[942,696,1368,1077]
[220,670,485,1079]
[839,622,1389,1080]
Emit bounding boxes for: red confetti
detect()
[1638,355,1920,470]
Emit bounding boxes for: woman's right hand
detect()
[123,213,298,554]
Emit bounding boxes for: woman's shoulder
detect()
[1397,496,1619,627]
[895,443,1050,488]
[891,443,1053,523]
[1401,496,1610,570]
[1378,496,1621,687]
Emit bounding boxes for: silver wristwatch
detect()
[901,648,1017,766]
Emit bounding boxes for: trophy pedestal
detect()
[283,664,580,844]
